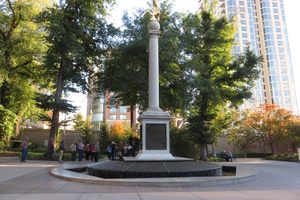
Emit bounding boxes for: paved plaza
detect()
[0,158,300,200]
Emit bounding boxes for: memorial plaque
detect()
[146,124,166,150]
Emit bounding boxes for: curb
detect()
[50,164,257,187]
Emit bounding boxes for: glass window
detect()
[277,34,282,39]
[119,106,127,113]
[110,106,116,113]
[93,114,103,121]
[241,20,246,25]
[282,75,288,81]
[120,115,127,120]
[109,114,116,120]
[284,98,291,104]
[242,33,248,38]
[275,27,281,33]
[284,90,289,96]
[279,47,284,53]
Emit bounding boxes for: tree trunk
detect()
[199,144,208,161]
[211,143,215,157]
[130,104,136,130]
[269,141,274,154]
[47,54,66,159]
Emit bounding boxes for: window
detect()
[282,75,288,81]
[284,90,289,96]
[119,106,127,113]
[120,115,127,120]
[242,33,248,38]
[109,114,116,120]
[110,106,116,113]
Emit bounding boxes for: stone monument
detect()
[136,0,175,160]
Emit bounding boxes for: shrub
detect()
[170,127,199,159]
[265,153,298,162]
[246,153,272,158]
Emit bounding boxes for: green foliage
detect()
[73,114,93,144]
[99,122,110,153]
[266,153,298,162]
[104,1,188,115]
[37,0,116,152]
[0,141,6,151]
[182,10,261,159]
[170,127,199,159]
[0,105,17,149]
[0,0,50,135]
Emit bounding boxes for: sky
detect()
[71,0,300,116]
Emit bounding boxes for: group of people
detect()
[20,136,101,163]
[20,134,139,163]
[69,141,100,162]
[106,136,138,160]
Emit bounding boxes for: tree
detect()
[99,122,110,154]
[104,0,188,125]
[39,0,115,156]
[0,105,17,149]
[287,120,300,152]
[73,114,93,144]
[229,104,297,154]
[228,110,262,153]
[182,10,261,160]
[0,0,50,138]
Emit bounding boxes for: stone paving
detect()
[0,158,300,200]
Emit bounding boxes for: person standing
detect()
[58,140,65,163]
[106,144,112,160]
[21,136,29,162]
[90,143,96,161]
[70,142,77,161]
[94,142,100,162]
[84,143,90,161]
[49,140,54,160]
[111,141,116,161]
[77,141,84,161]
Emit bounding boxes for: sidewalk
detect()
[0,158,300,200]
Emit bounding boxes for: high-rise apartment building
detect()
[200,0,298,114]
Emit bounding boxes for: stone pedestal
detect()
[136,111,174,160]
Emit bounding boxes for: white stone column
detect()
[148,20,161,111]
[135,19,175,161]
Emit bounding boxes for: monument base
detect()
[138,110,174,161]
[135,151,175,161]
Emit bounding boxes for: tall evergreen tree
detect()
[182,10,261,160]
[39,0,115,157]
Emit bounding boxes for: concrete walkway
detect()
[0,158,300,200]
